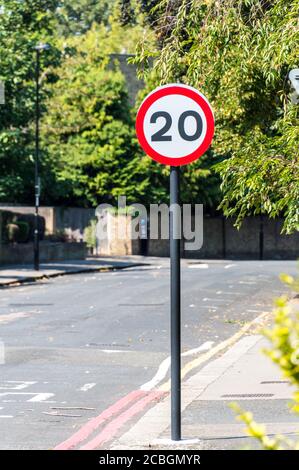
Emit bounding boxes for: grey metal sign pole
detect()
[170,166,181,441]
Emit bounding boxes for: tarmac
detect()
[0,257,146,287]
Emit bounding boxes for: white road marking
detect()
[0,415,13,418]
[188,264,209,269]
[0,392,54,402]
[101,350,130,354]
[182,342,214,357]
[141,357,170,392]
[112,335,264,449]
[141,342,214,392]
[0,381,36,391]
[239,281,256,285]
[224,264,236,269]
[247,309,265,313]
[79,383,96,392]
[0,312,32,324]
[28,393,54,402]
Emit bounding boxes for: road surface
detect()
[0,258,297,449]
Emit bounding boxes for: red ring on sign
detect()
[136,85,214,166]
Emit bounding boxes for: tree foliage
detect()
[43,22,151,207]
[0,0,60,203]
[57,0,116,36]
[2,0,297,218]
[0,3,152,207]
[0,0,223,211]
[134,0,299,232]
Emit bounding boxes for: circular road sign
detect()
[136,84,214,166]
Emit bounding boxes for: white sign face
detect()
[136,84,214,166]
[143,94,208,159]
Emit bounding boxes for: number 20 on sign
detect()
[136,84,214,166]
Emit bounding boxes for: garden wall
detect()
[0,241,87,266]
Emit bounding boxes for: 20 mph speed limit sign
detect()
[135,83,215,442]
[136,84,214,166]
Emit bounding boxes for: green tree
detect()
[135,0,299,232]
[129,0,223,211]
[43,24,150,207]
[57,0,116,36]
[0,0,60,203]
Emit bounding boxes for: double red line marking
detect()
[55,389,167,450]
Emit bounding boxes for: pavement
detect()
[112,333,298,450]
[0,256,147,287]
[0,257,298,450]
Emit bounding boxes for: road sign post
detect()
[170,165,181,440]
[136,84,214,441]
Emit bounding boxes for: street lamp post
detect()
[34,43,50,271]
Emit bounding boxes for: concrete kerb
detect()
[0,262,147,288]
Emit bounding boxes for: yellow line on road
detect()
[159,311,268,392]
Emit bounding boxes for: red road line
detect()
[80,390,167,450]
[54,390,145,450]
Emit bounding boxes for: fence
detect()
[1,206,298,260]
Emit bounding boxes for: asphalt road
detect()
[0,258,297,449]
